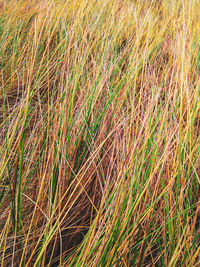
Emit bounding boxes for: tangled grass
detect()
[0,0,200,266]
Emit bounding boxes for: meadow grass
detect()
[0,0,200,266]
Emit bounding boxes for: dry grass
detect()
[0,0,200,266]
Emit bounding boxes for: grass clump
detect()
[0,0,200,266]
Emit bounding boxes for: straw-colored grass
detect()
[0,0,200,266]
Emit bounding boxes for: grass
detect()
[0,0,200,266]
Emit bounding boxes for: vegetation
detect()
[0,0,200,266]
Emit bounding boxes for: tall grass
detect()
[0,0,200,266]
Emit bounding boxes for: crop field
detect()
[0,0,200,266]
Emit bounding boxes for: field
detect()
[0,0,200,266]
